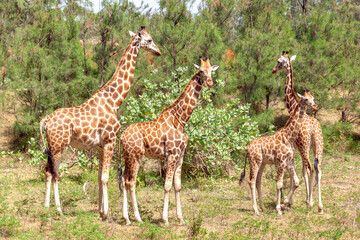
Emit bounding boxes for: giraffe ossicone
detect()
[39,26,161,219]
[119,56,219,225]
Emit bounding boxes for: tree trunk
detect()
[82,28,88,75]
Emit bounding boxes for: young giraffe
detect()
[119,57,219,225]
[39,27,161,219]
[272,52,324,214]
[239,90,317,215]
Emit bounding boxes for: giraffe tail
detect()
[40,116,59,180]
[239,153,248,185]
[39,117,48,152]
[117,138,123,195]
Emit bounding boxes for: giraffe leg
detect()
[284,159,299,207]
[163,154,178,225]
[174,153,184,225]
[315,159,323,214]
[313,128,324,214]
[99,143,115,220]
[98,148,104,217]
[129,154,143,223]
[255,163,265,210]
[44,163,52,208]
[121,162,131,225]
[48,150,63,214]
[276,164,285,215]
[299,144,313,207]
[248,156,260,215]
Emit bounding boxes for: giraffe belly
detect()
[144,146,164,159]
[69,132,101,150]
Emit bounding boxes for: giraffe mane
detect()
[159,72,200,115]
[92,36,138,96]
[287,55,299,104]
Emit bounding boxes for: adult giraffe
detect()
[272,51,323,214]
[119,57,219,225]
[39,27,161,219]
[239,90,317,215]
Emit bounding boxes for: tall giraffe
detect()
[239,90,317,215]
[39,27,161,219]
[272,51,324,214]
[119,57,219,225]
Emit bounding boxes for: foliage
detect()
[0,0,359,175]
[120,68,259,175]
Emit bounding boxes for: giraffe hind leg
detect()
[44,148,63,213]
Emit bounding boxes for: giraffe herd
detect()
[39,28,324,224]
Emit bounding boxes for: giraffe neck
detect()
[161,72,203,128]
[285,62,299,115]
[87,36,140,113]
[284,99,306,142]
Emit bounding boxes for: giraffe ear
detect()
[194,64,200,70]
[211,65,219,72]
[290,55,296,62]
[296,93,304,99]
[129,31,136,37]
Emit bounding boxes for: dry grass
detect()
[1,153,360,239]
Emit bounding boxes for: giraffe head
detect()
[296,89,317,110]
[129,26,161,56]
[272,51,296,74]
[193,56,219,87]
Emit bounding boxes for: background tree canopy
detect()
[0,0,359,173]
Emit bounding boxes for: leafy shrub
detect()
[120,68,260,176]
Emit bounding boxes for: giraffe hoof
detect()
[307,200,314,207]
[318,207,324,214]
[178,219,186,226]
[123,218,131,225]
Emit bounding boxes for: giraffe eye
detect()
[147,39,152,43]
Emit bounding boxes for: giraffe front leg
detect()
[174,155,184,225]
[315,158,324,214]
[129,155,143,223]
[98,148,104,218]
[276,165,285,215]
[284,160,299,207]
[256,163,265,210]
[99,144,114,220]
[163,154,178,225]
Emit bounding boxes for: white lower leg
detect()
[175,190,183,223]
[317,171,323,214]
[163,189,170,225]
[130,187,142,223]
[303,167,310,204]
[53,180,62,213]
[250,183,260,215]
[102,182,108,218]
[45,175,52,207]
[122,184,130,225]
[276,181,283,215]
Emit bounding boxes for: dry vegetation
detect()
[1,152,360,239]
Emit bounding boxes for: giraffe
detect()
[239,90,317,215]
[39,26,161,219]
[118,57,219,225]
[272,51,324,214]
